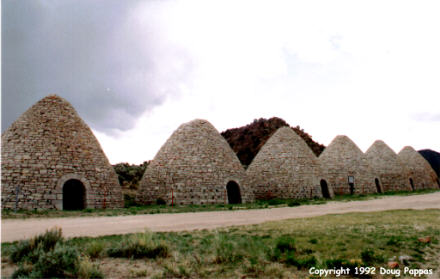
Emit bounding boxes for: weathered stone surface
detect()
[136,119,253,205]
[365,140,412,192]
[319,135,377,195]
[398,146,439,190]
[246,127,332,199]
[1,95,123,209]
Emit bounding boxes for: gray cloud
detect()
[2,0,192,134]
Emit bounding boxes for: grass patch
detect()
[10,227,63,263]
[2,189,438,219]
[2,209,439,278]
[85,241,105,259]
[360,248,385,265]
[106,231,168,259]
[6,228,104,279]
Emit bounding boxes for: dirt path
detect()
[2,192,440,243]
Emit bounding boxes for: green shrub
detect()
[10,227,63,263]
[360,248,384,265]
[107,231,169,259]
[285,253,317,269]
[325,258,345,268]
[11,263,33,279]
[386,236,401,246]
[10,240,34,263]
[31,227,63,251]
[271,236,293,261]
[295,255,317,268]
[360,249,375,265]
[30,244,79,278]
[275,236,296,253]
[309,238,318,244]
[267,198,285,206]
[12,244,80,279]
[284,252,296,266]
[270,248,282,261]
[269,236,316,269]
[288,200,301,207]
[107,242,166,259]
[113,161,148,189]
[77,255,104,279]
[9,228,104,279]
[86,241,105,259]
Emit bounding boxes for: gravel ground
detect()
[2,192,440,243]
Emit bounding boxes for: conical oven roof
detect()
[137,119,253,205]
[246,127,330,199]
[398,146,439,190]
[1,95,123,209]
[319,135,377,195]
[365,140,411,192]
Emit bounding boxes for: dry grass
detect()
[2,209,439,278]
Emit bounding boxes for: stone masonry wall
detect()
[1,95,123,210]
[398,146,439,190]
[3,96,434,209]
[136,119,253,205]
[319,135,377,195]
[246,127,332,199]
[365,140,412,192]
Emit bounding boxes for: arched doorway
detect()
[348,176,355,195]
[226,181,242,204]
[63,179,86,210]
[409,178,415,191]
[320,180,331,199]
[375,178,382,193]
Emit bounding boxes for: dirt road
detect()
[2,192,440,243]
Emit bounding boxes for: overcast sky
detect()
[2,0,440,164]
